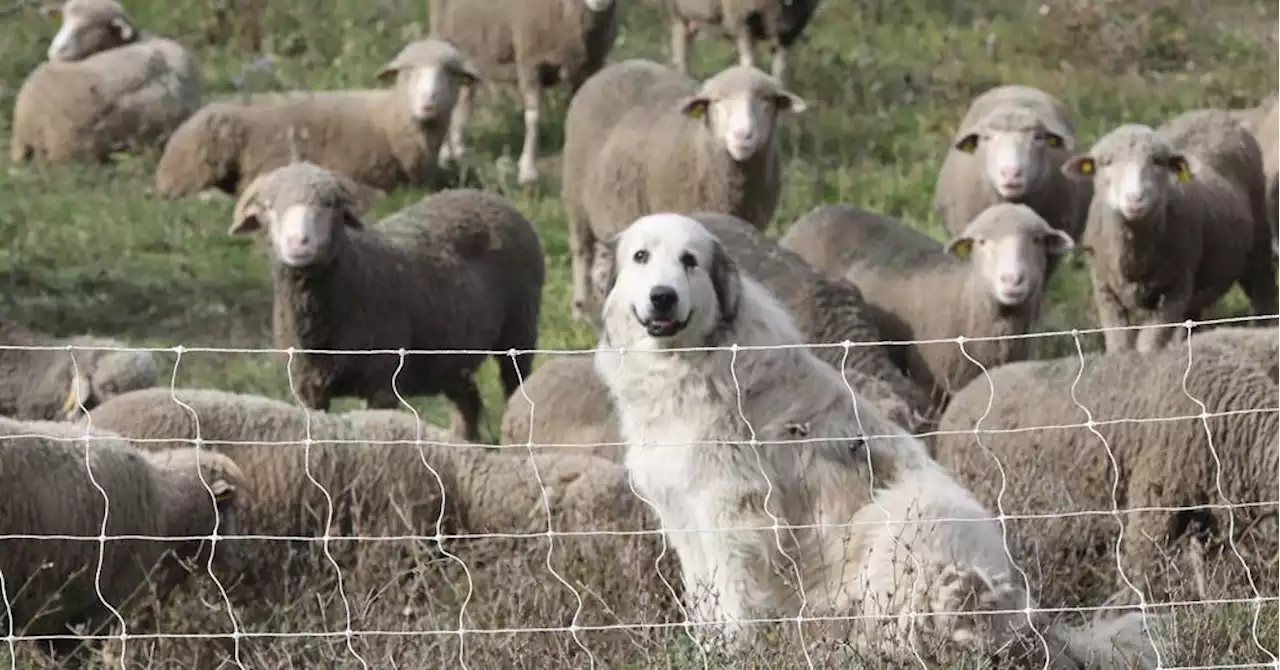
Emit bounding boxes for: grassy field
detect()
[0,0,1277,667]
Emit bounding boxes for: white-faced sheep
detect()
[1062,109,1279,352]
[934,85,1090,278]
[590,211,939,435]
[653,0,823,84]
[10,0,202,164]
[427,0,620,185]
[0,416,244,661]
[228,162,545,441]
[795,203,1074,411]
[563,59,806,322]
[934,345,1279,605]
[86,387,679,629]
[154,38,480,197]
[0,319,158,421]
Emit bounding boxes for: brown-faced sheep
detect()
[589,211,938,435]
[934,345,1279,606]
[0,416,244,661]
[563,59,806,322]
[228,162,544,441]
[428,0,619,186]
[153,38,480,197]
[934,85,1090,278]
[655,0,823,84]
[86,388,679,630]
[0,319,158,421]
[814,203,1075,411]
[10,0,202,164]
[1062,109,1278,352]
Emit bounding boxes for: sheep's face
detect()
[681,69,807,163]
[232,201,361,269]
[955,108,1072,200]
[148,448,247,577]
[1062,125,1193,223]
[44,2,137,62]
[599,213,741,350]
[946,204,1074,307]
[400,64,470,123]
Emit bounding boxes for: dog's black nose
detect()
[649,285,678,313]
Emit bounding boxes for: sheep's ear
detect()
[1061,155,1097,181]
[590,235,620,299]
[774,90,807,114]
[1044,132,1067,149]
[229,200,265,235]
[39,3,61,18]
[945,237,973,260]
[210,478,236,504]
[374,63,401,83]
[953,132,980,154]
[680,96,710,121]
[1043,229,1076,255]
[1165,153,1194,183]
[450,59,482,85]
[109,17,135,41]
[710,241,743,324]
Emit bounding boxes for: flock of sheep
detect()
[2,0,1279,666]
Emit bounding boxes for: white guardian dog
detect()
[593,212,1161,667]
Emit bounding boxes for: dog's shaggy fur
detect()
[592,213,1162,667]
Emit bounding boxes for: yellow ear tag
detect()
[61,388,78,414]
[1079,159,1094,175]
[688,104,706,120]
[951,240,972,260]
[1176,163,1191,183]
[958,137,978,153]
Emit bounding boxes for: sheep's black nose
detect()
[649,285,678,313]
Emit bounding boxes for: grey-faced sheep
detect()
[0,319,158,421]
[86,388,679,629]
[1188,324,1279,381]
[778,203,940,278]
[1062,109,1279,352]
[805,203,1075,411]
[10,0,202,164]
[934,85,1090,278]
[0,416,244,661]
[427,0,620,186]
[588,211,938,434]
[934,345,1279,605]
[153,38,480,197]
[654,0,823,84]
[563,59,806,322]
[228,162,544,441]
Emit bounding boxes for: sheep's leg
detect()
[1093,281,1135,352]
[1135,299,1189,353]
[1239,241,1280,321]
[444,374,483,442]
[670,18,693,75]
[495,347,535,399]
[516,78,541,186]
[568,211,596,324]
[439,84,473,168]
[735,31,756,69]
[770,44,790,84]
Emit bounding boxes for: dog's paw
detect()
[930,564,1017,648]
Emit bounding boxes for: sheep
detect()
[777,203,940,278]
[228,161,545,441]
[153,38,480,197]
[563,59,806,322]
[1240,93,1278,257]
[86,388,679,627]
[933,345,1279,605]
[499,354,625,462]
[0,415,244,661]
[933,85,1090,278]
[653,0,823,84]
[0,319,158,422]
[797,203,1075,411]
[427,0,620,186]
[588,211,938,435]
[1062,109,1279,352]
[10,0,202,164]
[1188,324,1279,380]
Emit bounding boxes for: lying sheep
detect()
[779,203,945,278]
[589,211,937,435]
[807,203,1075,410]
[10,0,202,163]
[563,59,806,321]
[87,388,678,626]
[1063,109,1279,352]
[934,85,1090,278]
[428,0,619,185]
[1189,324,1279,381]
[0,319,158,421]
[229,162,544,441]
[655,0,823,83]
[154,38,480,197]
[934,345,1279,604]
[0,416,244,661]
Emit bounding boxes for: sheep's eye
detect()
[680,252,698,269]
[633,249,649,264]
[977,238,989,246]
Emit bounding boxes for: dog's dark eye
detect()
[680,252,698,269]
[633,249,649,264]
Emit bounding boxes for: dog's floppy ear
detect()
[590,234,620,304]
[710,240,743,324]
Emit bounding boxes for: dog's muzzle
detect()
[636,285,691,337]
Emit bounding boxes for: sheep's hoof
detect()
[517,162,540,187]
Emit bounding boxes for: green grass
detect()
[0,0,1277,666]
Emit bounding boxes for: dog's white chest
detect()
[623,421,704,520]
